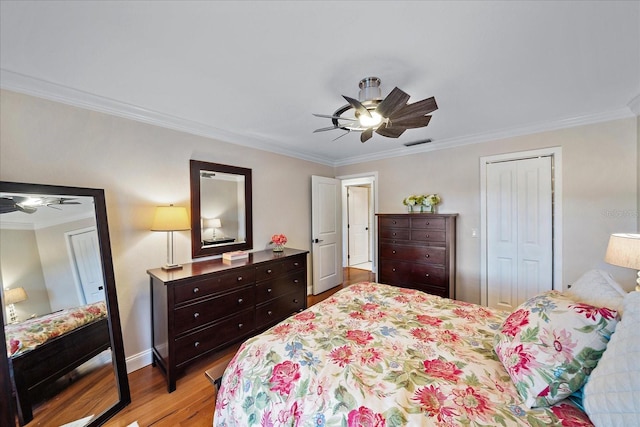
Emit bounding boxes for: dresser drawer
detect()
[173,268,255,305]
[380,243,446,265]
[413,283,449,298]
[379,217,410,229]
[175,310,255,366]
[256,292,305,328]
[174,286,255,336]
[379,228,410,240]
[410,230,446,243]
[255,270,306,302]
[380,260,446,283]
[410,217,446,230]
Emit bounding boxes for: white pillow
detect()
[583,291,640,425]
[566,270,626,315]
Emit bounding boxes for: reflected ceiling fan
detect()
[0,196,80,214]
[313,77,438,143]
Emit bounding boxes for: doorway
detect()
[65,227,105,304]
[480,147,563,309]
[340,174,377,273]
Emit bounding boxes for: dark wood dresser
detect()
[148,248,308,392]
[377,213,457,298]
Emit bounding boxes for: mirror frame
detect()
[190,160,253,258]
[0,181,131,426]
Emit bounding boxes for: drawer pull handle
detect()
[392,220,397,224]
[393,232,396,236]
[392,268,396,272]
[294,262,299,266]
[267,310,273,316]
[194,341,200,348]
[237,276,243,281]
[425,273,430,277]
[238,323,244,329]
[267,288,272,293]
[392,250,396,254]
[293,279,299,284]
[426,222,430,225]
[425,254,430,258]
[425,234,430,238]
[267,269,272,274]
[293,299,299,304]
[193,312,200,318]
[238,298,244,304]
[193,287,200,294]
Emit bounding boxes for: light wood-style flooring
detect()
[30,267,373,427]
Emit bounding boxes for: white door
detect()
[69,228,105,304]
[311,175,343,295]
[348,186,370,266]
[486,156,553,310]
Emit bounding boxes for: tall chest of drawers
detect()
[148,248,308,392]
[377,214,457,298]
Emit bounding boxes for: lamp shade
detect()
[605,233,640,269]
[204,218,222,229]
[4,287,28,305]
[151,205,190,231]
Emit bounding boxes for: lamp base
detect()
[162,263,183,271]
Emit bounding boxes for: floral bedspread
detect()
[214,282,592,426]
[6,301,107,357]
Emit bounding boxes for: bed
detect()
[5,301,110,425]
[214,273,638,426]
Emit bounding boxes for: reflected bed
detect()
[6,302,110,425]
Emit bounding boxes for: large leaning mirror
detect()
[190,160,253,258]
[0,181,130,426]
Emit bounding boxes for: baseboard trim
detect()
[125,349,153,373]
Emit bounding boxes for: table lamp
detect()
[604,233,640,292]
[4,287,28,323]
[151,204,191,270]
[204,218,222,240]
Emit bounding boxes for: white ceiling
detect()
[1,1,639,166]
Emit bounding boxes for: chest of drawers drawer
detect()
[255,290,306,328]
[173,268,255,305]
[379,260,446,286]
[173,285,255,336]
[379,242,446,265]
[175,309,255,366]
[255,270,305,302]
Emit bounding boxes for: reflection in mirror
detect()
[190,160,253,258]
[0,182,130,426]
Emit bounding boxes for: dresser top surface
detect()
[377,213,458,217]
[147,248,308,282]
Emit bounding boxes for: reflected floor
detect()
[22,349,117,426]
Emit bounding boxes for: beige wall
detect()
[1,89,637,368]
[337,118,638,302]
[0,90,333,367]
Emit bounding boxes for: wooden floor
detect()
[104,267,375,427]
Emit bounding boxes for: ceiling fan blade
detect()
[313,125,340,133]
[360,128,374,143]
[343,95,372,118]
[16,204,37,214]
[375,122,406,138]
[332,130,351,141]
[0,197,19,214]
[312,113,357,122]
[389,97,438,120]
[389,115,432,129]
[375,87,410,118]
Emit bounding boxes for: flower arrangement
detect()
[271,234,287,252]
[402,194,441,213]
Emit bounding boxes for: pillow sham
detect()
[565,269,626,315]
[583,291,639,425]
[494,291,618,408]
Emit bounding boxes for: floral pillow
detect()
[494,291,618,408]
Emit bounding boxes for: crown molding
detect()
[2,69,635,168]
[0,69,336,166]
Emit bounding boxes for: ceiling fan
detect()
[313,77,438,143]
[0,196,80,214]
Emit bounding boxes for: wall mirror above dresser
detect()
[0,181,130,426]
[190,160,253,258]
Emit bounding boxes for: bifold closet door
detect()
[486,156,553,310]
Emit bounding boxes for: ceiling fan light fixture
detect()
[358,77,382,102]
[358,110,382,128]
